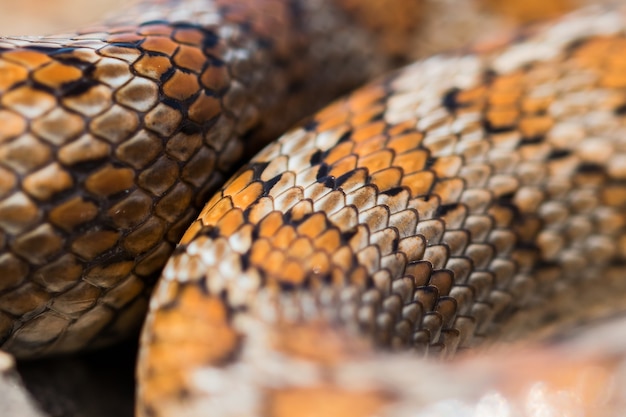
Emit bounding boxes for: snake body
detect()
[1,1,626,416]
[0,0,421,357]
[137,5,626,417]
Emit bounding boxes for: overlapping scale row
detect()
[138,8,626,416]
[0,0,421,357]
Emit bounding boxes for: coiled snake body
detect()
[1,1,626,416]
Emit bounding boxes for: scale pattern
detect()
[0,0,420,357]
[138,7,626,416]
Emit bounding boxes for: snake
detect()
[1,0,626,416]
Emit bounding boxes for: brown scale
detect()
[0,0,423,357]
[139,10,626,417]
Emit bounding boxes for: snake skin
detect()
[0,0,422,357]
[137,6,626,417]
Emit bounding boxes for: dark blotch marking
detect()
[247,162,270,180]
[323,176,336,189]
[614,103,626,116]
[262,174,282,196]
[140,19,169,26]
[159,66,177,83]
[518,135,544,146]
[109,42,141,49]
[60,78,98,97]
[316,163,330,181]
[340,227,358,243]
[482,69,498,85]
[442,87,463,112]
[337,130,353,143]
[483,119,516,134]
[335,170,355,188]
[425,157,437,169]
[381,186,404,197]
[303,119,319,132]
[180,119,203,135]
[309,149,323,166]
[577,163,605,174]
[435,203,459,217]
[548,149,571,160]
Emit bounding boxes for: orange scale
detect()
[132,55,172,81]
[351,104,385,127]
[84,165,134,197]
[432,178,465,205]
[488,90,521,107]
[2,50,51,69]
[392,149,428,175]
[387,132,423,154]
[322,141,354,165]
[231,181,263,209]
[351,121,386,143]
[270,225,298,250]
[223,170,255,197]
[521,95,553,114]
[330,246,355,271]
[163,69,200,101]
[249,239,273,266]
[0,110,26,142]
[369,167,402,192]
[356,149,394,175]
[303,251,331,276]
[286,237,315,260]
[348,266,369,289]
[601,72,626,89]
[352,134,387,158]
[313,229,341,252]
[347,85,387,112]
[2,86,57,119]
[606,49,626,70]
[519,115,554,139]
[401,170,436,198]
[172,28,205,46]
[571,38,612,68]
[277,261,306,286]
[316,111,350,132]
[288,199,314,222]
[262,250,287,277]
[200,196,233,226]
[486,108,519,130]
[329,155,358,179]
[215,209,245,236]
[431,155,463,178]
[173,45,206,73]
[491,71,525,91]
[258,211,285,238]
[296,212,327,239]
[387,120,417,136]
[456,85,487,105]
[200,65,230,92]
[141,36,179,56]
[189,92,221,123]
[0,60,28,93]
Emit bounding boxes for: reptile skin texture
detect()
[0,0,422,357]
[136,6,626,417]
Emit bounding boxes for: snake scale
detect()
[1,0,626,416]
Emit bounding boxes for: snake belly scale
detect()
[0,1,625,417]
